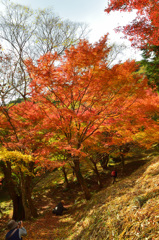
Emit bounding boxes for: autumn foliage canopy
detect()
[0,35,158,166]
[22,35,159,158]
[0,33,159,209]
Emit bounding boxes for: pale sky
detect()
[0,0,142,61]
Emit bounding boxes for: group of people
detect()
[5,170,117,239]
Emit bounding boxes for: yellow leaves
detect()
[0,147,32,163]
[62,38,73,46]
[134,131,146,140]
[0,147,33,175]
[23,6,30,14]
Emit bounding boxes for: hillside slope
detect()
[67,156,159,240]
[1,156,159,240]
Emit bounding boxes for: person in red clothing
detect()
[111,169,117,184]
[5,220,27,240]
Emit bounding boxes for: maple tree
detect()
[83,87,159,175]
[105,0,159,90]
[25,35,159,200]
[105,0,159,48]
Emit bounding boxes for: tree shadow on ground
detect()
[33,157,149,213]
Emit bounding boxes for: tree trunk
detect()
[1,162,25,220]
[62,166,69,188]
[21,173,32,220]
[25,175,38,218]
[100,153,109,170]
[73,157,91,200]
[121,154,125,175]
[21,173,38,220]
[12,195,25,220]
[1,159,37,220]
[92,162,103,188]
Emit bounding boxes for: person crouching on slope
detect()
[52,200,67,216]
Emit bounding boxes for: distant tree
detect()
[140,46,159,90]
[0,0,88,102]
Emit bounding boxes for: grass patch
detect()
[67,156,159,240]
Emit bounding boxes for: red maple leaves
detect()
[105,0,159,47]
[23,35,159,157]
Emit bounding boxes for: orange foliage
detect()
[23,35,159,159]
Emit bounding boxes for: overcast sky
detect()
[0,0,142,60]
